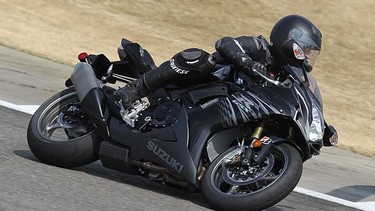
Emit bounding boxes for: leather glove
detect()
[246,61,267,84]
[248,61,267,76]
[112,79,147,109]
[232,52,267,76]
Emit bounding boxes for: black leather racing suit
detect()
[114,35,279,107]
[112,35,337,147]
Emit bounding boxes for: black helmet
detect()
[270,15,322,72]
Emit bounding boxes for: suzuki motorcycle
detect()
[27,38,338,211]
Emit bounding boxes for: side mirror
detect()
[323,125,338,146]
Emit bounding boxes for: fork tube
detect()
[251,120,266,140]
[242,119,266,164]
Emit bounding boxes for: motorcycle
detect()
[27,38,338,211]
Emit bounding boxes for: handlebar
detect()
[251,68,285,87]
[212,52,285,87]
[101,63,137,84]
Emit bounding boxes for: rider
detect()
[113,14,322,109]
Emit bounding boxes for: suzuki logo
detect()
[146,141,184,173]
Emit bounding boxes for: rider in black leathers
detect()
[113,15,322,109]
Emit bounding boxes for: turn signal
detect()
[329,132,338,146]
[251,139,262,148]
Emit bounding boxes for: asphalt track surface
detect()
[0,106,362,211]
[0,45,374,210]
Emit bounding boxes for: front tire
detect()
[27,87,102,168]
[202,143,302,211]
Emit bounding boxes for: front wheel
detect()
[27,87,102,168]
[202,143,302,211]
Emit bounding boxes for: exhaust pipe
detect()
[71,62,109,138]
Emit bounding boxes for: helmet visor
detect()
[293,42,320,68]
[305,48,320,68]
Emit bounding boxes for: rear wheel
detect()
[202,143,302,211]
[27,87,102,168]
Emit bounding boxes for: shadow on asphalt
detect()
[13,149,210,209]
[76,162,212,209]
[14,149,299,211]
[328,185,375,201]
[13,149,40,162]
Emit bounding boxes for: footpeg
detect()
[115,99,149,127]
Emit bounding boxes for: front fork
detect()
[241,119,272,164]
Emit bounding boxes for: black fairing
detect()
[187,84,313,165]
[74,73,317,185]
[106,79,315,184]
[108,82,230,184]
[109,104,197,182]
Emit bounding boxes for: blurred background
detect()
[0,0,374,156]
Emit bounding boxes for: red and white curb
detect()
[0,99,374,211]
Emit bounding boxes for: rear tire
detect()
[202,143,303,211]
[27,87,102,168]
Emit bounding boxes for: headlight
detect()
[309,106,324,142]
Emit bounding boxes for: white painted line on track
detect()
[0,100,39,115]
[294,187,374,211]
[0,99,374,211]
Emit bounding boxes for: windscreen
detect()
[285,65,323,108]
[306,73,323,107]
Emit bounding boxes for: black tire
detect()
[27,87,102,168]
[202,143,303,211]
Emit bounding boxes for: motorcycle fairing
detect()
[109,103,199,184]
[188,84,318,163]
[108,78,321,184]
[107,82,231,184]
[182,83,311,170]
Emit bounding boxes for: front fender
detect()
[205,126,245,162]
[204,122,311,164]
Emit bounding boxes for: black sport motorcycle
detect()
[27,38,338,211]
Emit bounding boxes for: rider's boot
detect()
[113,78,150,109]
